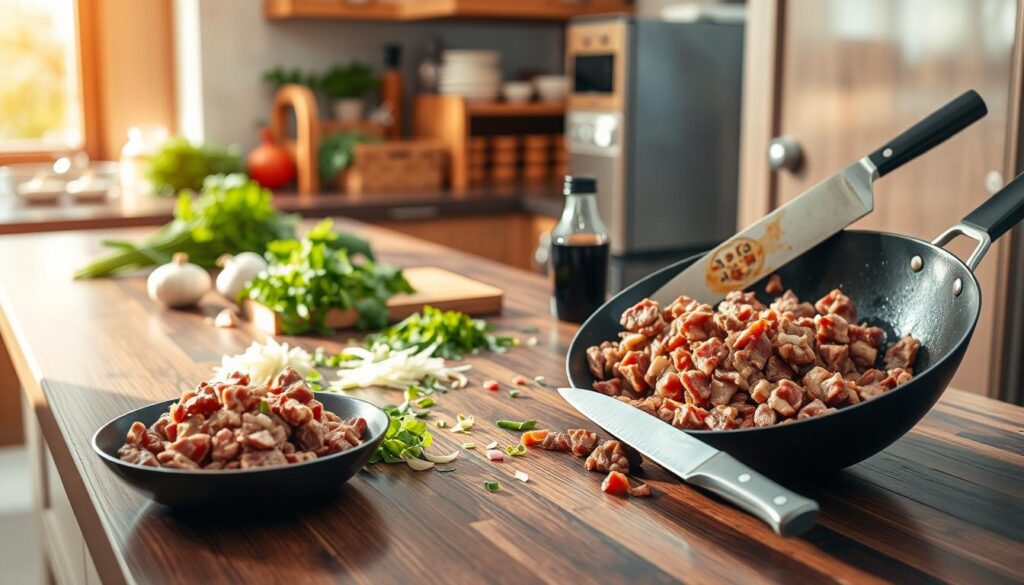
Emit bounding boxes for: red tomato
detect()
[601,471,629,496]
[247,127,296,189]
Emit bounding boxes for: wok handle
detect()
[868,90,987,178]
[962,171,1024,242]
[686,452,819,537]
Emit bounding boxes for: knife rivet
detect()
[773,495,788,506]
[883,148,893,158]
[953,278,963,296]
[910,256,923,271]
[738,473,751,483]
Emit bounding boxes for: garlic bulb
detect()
[147,252,212,307]
[216,252,267,301]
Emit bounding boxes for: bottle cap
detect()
[563,175,597,196]
[385,44,402,67]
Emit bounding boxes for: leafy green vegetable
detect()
[75,174,297,278]
[318,62,376,99]
[262,66,316,90]
[146,138,245,195]
[496,420,537,431]
[242,218,413,334]
[365,305,518,359]
[318,132,380,183]
[370,410,434,465]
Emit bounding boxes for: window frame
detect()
[0,0,101,166]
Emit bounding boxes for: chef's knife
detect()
[651,90,987,306]
[558,387,819,537]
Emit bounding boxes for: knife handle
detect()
[687,452,819,537]
[867,89,987,178]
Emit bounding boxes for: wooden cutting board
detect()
[242,266,504,334]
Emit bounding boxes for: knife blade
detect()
[558,387,819,536]
[651,89,987,307]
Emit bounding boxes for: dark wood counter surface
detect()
[0,220,1021,584]
[0,186,562,234]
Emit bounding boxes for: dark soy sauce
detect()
[551,234,609,323]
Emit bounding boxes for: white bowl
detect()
[503,81,534,104]
[443,50,501,65]
[534,75,567,102]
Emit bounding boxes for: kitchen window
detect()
[0,0,89,162]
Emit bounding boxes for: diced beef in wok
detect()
[585,274,920,430]
[117,368,365,470]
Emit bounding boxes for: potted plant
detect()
[318,63,377,123]
[262,66,316,91]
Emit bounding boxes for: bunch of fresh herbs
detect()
[75,174,296,278]
[241,218,413,334]
[365,305,518,359]
[145,137,245,195]
[370,410,433,464]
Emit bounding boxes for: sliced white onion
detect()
[424,450,460,464]
[327,343,472,392]
[405,458,435,471]
[514,470,529,483]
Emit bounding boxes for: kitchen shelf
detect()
[264,0,632,22]
[465,101,565,117]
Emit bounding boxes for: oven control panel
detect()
[567,110,622,156]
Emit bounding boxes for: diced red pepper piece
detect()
[601,470,629,496]
[483,380,500,391]
[521,430,550,447]
[511,375,529,386]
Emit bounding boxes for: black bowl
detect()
[93,392,389,508]
[567,231,979,475]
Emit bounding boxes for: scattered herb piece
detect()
[504,444,527,457]
[413,410,430,419]
[451,414,475,434]
[518,325,540,334]
[436,467,456,473]
[365,305,518,359]
[258,400,271,415]
[483,481,501,493]
[462,442,476,449]
[508,389,521,398]
[416,397,436,408]
[436,420,448,429]
[369,411,433,465]
[513,470,529,483]
[496,419,537,431]
[483,380,500,391]
[533,375,546,387]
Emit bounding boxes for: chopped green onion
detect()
[452,413,475,434]
[496,419,537,431]
[533,376,546,386]
[436,467,456,473]
[504,444,526,457]
[404,385,421,401]
[413,409,431,419]
[258,400,271,415]
[483,481,501,493]
[416,397,436,408]
[436,420,448,428]
[519,325,540,333]
[462,442,476,449]
[508,389,520,398]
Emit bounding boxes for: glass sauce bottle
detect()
[550,176,610,323]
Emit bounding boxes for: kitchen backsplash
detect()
[178,0,566,153]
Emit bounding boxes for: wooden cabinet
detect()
[264,0,632,21]
[739,0,1023,397]
[373,212,556,271]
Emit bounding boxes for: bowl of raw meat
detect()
[92,368,389,507]
[566,230,983,475]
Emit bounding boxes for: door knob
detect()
[767,136,802,172]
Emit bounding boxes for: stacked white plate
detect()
[439,50,502,102]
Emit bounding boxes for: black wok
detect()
[567,172,1024,475]
[93,392,389,508]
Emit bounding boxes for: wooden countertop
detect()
[0,186,562,235]
[0,221,1021,584]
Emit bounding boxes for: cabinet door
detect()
[740,0,1020,396]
